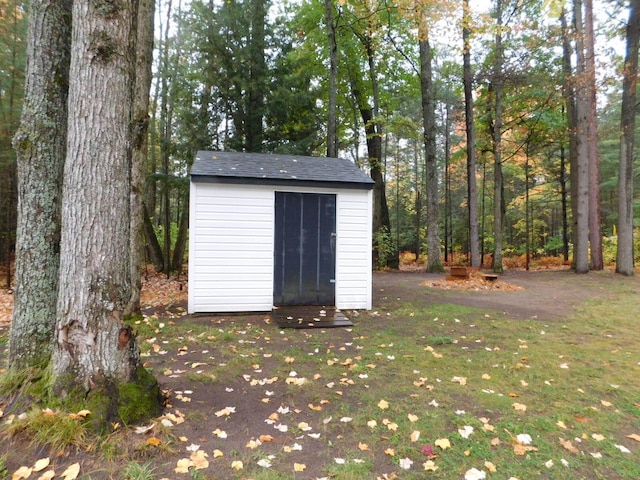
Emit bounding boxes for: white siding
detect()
[188,183,275,313]
[188,182,372,313]
[335,189,373,310]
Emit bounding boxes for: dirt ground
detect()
[0,268,637,479]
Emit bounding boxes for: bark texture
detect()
[127,0,155,315]
[53,0,145,397]
[418,17,443,273]
[324,0,338,158]
[462,0,481,267]
[616,0,640,275]
[9,0,71,369]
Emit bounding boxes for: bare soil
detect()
[0,267,637,479]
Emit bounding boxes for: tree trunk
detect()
[9,0,71,369]
[616,0,640,275]
[584,0,603,270]
[491,0,505,273]
[246,0,266,152]
[324,0,339,158]
[572,0,590,274]
[418,16,443,273]
[127,0,155,316]
[171,193,189,272]
[560,8,578,267]
[53,2,161,421]
[143,202,164,271]
[463,0,481,268]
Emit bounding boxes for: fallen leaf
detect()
[259,434,274,442]
[464,467,486,480]
[257,459,272,468]
[513,402,527,412]
[214,406,236,417]
[399,458,413,470]
[146,437,162,446]
[452,376,467,386]
[490,437,501,446]
[559,438,579,454]
[33,458,50,472]
[410,430,421,442]
[591,433,605,441]
[378,399,390,410]
[615,444,631,453]
[358,442,370,451]
[384,448,395,456]
[35,471,55,480]
[408,413,419,422]
[484,461,497,473]
[212,449,224,458]
[175,458,193,474]
[435,438,451,450]
[12,466,32,480]
[191,450,209,470]
[458,425,474,439]
[293,463,306,472]
[60,463,80,480]
[513,443,538,456]
[231,460,243,471]
[423,460,438,471]
[626,434,640,442]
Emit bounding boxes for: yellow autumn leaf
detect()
[60,463,81,480]
[293,463,306,472]
[378,399,390,410]
[513,444,538,456]
[175,458,193,474]
[435,438,451,450]
[592,433,605,441]
[626,433,640,442]
[482,373,491,380]
[36,471,55,480]
[423,460,438,471]
[76,409,91,417]
[308,403,323,411]
[557,420,567,429]
[367,419,377,428]
[259,434,274,443]
[146,437,162,446]
[600,400,613,407]
[212,449,224,458]
[12,466,32,480]
[410,430,421,442]
[231,460,243,471]
[513,402,527,412]
[285,356,295,363]
[246,439,261,449]
[407,413,419,422]
[358,442,370,451]
[33,458,50,472]
[484,461,497,473]
[490,437,501,446]
[191,450,209,470]
[384,448,395,456]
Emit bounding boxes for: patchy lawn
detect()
[1,269,639,479]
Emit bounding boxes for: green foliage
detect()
[122,461,156,480]
[373,226,395,270]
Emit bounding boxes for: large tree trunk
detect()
[418,16,443,273]
[584,0,603,270]
[491,0,505,273]
[246,0,266,152]
[53,1,161,421]
[572,0,590,273]
[324,0,339,158]
[462,0,481,268]
[127,0,155,315]
[616,0,640,275]
[9,0,71,369]
[560,8,578,266]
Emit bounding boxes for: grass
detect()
[1,273,639,479]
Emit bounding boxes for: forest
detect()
[0,0,637,468]
[1,0,639,282]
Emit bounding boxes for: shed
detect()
[188,151,375,314]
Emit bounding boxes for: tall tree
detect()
[418,6,443,272]
[127,0,155,315]
[490,0,505,273]
[572,0,591,273]
[52,0,161,418]
[584,0,603,270]
[616,0,640,275]
[324,0,339,157]
[9,0,71,369]
[462,0,481,267]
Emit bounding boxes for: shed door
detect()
[274,192,336,306]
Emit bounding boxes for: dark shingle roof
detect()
[191,151,374,190]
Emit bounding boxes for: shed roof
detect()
[191,151,374,190]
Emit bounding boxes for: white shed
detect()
[188,151,374,314]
